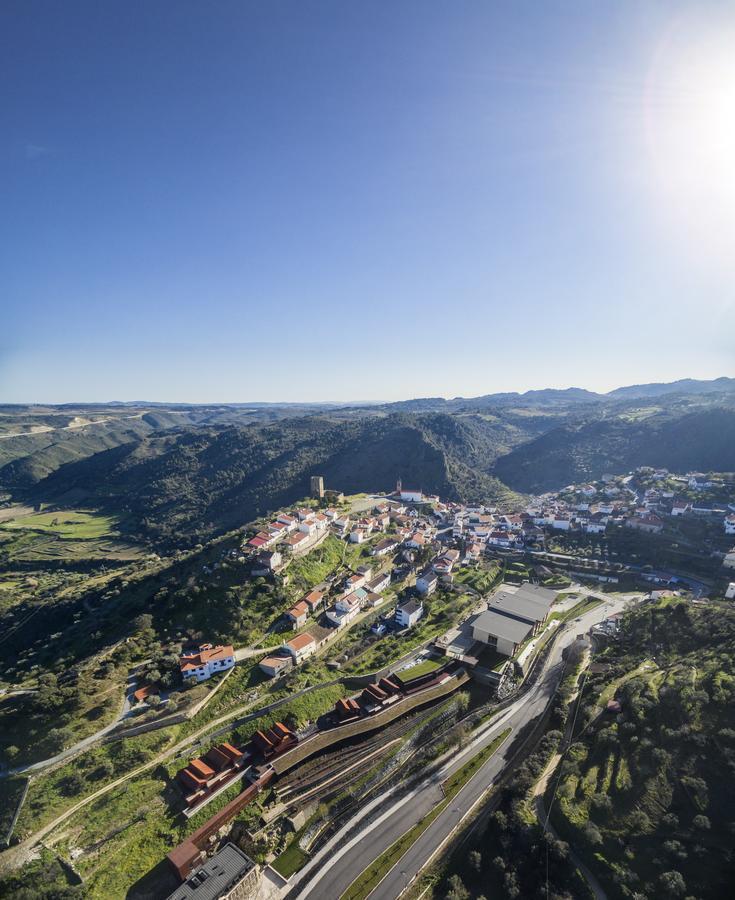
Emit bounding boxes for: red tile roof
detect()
[189,758,215,779]
[180,644,234,671]
[287,601,309,618]
[287,632,316,651]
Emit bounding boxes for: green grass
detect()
[401,657,444,679]
[1,509,118,540]
[548,595,603,624]
[0,776,27,839]
[0,509,143,563]
[342,728,511,900]
[272,835,309,877]
[346,589,477,675]
[12,680,348,897]
[454,563,500,595]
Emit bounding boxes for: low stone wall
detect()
[105,712,189,741]
[106,666,234,741]
[2,777,29,848]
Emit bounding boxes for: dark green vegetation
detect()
[493,400,735,493]
[550,599,735,899]
[16,413,521,548]
[3,381,734,551]
[0,848,83,898]
[427,649,594,900]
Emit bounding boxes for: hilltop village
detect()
[111,469,735,897]
[3,469,735,900]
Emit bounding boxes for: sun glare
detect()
[645,17,735,260]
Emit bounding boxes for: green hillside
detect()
[551,599,735,899]
[493,403,735,492]
[19,414,522,547]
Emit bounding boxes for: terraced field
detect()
[0,508,142,561]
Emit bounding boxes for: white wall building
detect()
[396,599,424,628]
[180,645,236,682]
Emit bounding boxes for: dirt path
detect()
[0,674,341,873]
[532,649,608,900]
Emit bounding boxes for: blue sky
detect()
[2,1,733,402]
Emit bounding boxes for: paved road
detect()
[295,594,633,900]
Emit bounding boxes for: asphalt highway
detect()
[295,593,632,900]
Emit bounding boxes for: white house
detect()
[552,516,571,531]
[326,593,360,627]
[277,513,298,531]
[252,549,282,573]
[585,521,607,534]
[405,531,427,549]
[283,632,317,662]
[725,516,735,535]
[533,513,554,527]
[267,521,288,538]
[724,548,735,569]
[371,537,399,557]
[366,571,391,593]
[180,644,236,682]
[433,549,460,575]
[416,569,438,596]
[399,488,424,503]
[688,474,712,490]
[285,600,309,629]
[396,599,424,628]
[725,582,735,600]
[349,529,366,544]
[345,571,367,591]
[672,503,691,517]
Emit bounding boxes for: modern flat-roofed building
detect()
[472,609,532,656]
[165,842,258,900]
[486,587,553,636]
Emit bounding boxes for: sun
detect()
[645,15,735,258]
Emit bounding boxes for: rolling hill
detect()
[493,404,735,493]
[21,414,524,546]
[2,378,734,544]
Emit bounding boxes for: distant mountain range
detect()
[1,376,733,547]
[381,376,735,412]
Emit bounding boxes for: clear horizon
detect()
[3,2,735,403]
[3,373,733,407]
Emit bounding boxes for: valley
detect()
[0,378,734,900]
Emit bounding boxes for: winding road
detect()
[290,593,635,900]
